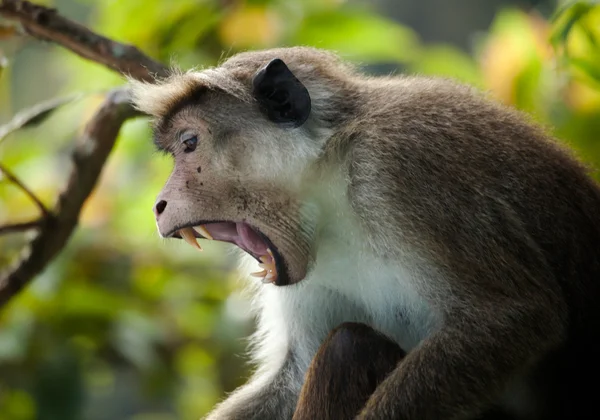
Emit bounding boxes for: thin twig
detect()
[0,162,51,217]
[0,219,42,234]
[0,0,169,81]
[0,93,85,144]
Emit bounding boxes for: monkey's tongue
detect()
[200,222,269,256]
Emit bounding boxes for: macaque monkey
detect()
[129,47,600,419]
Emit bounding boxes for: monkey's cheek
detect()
[282,254,309,286]
[262,230,310,286]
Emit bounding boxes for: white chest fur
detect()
[236,176,537,418]
[243,176,441,374]
[259,233,439,372]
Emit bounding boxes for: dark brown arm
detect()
[293,322,405,420]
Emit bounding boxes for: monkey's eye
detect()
[180,131,198,153]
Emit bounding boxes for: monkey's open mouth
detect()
[170,222,288,285]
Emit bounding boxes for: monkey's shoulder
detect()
[336,76,600,257]
[338,76,588,191]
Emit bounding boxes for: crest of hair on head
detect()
[127,67,253,119]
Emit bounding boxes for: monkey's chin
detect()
[169,221,289,286]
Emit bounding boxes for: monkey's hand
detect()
[356,299,564,420]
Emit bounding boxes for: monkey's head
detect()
[130,47,356,286]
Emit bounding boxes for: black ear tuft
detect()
[252,58,311,128]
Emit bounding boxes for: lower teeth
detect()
[252,250,277,283]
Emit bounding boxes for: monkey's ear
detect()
[252,58,311,128]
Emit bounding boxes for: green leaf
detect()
[0,389,36,420]
[60,284,126,319]
[568,57,600,87]
[550,1,594,50]
[513,56,544,115]
[409,45,483,86]
[291,8,420,63]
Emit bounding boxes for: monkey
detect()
[129,46,600,419]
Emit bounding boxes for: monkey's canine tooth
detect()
[194,225,213,240]
[259,262,275,272]
[179,227,203,251]
[251,270,268,278]
[258,251,277,283]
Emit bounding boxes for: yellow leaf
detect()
[218,5,280,49]
[479,10,551,105]
[565,79,600,113]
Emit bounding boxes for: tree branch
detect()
[0,162,51,217]
[0,88,140,306]
[0,0,168,81]
[0,1,169,306]
[0,219,41,234]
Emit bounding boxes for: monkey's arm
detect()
[293,322,406,420]
[204,353,301,420]
[353,207,566,419]
[358,302,559,420]
[294,322,517,420]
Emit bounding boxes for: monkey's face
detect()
[140,57,325,286]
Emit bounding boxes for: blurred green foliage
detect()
[0,0,599,419]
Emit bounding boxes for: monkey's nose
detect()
[154,200,168,217]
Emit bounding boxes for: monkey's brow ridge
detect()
[152,130,171,154]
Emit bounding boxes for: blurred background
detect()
[0,0,599,419]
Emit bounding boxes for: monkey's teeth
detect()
[256,249,277,284]
[179,227,202,251]
[253,262,275,279]
[194,225,213,240]
[259,259,276,273]
[251,270,268,277]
